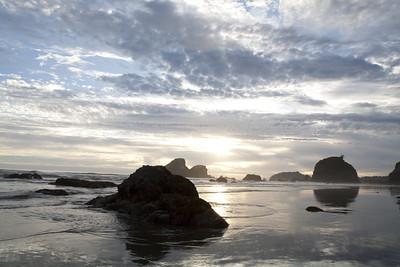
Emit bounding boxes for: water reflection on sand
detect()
[313,187,359,207]
[2,176,400,266]
[121,216,226,265]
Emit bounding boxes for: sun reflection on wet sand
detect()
[201,184,228,217]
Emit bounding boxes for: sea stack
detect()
[269,171,311,182]
[165,158,211,178]
[243,174,262,182]
[189,165,209,178]
[88,165,228,228]
[165,158,190,177]
[389,162,400,183]
[312,156,359,183]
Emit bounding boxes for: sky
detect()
[0,0,399,177]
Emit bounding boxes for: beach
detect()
[1,170,400,266]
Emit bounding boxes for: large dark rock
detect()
[5,172,42,180]
[388,162,400,183]
[165,158,211,178]
[36,189,69,196]
[88,166,228,229]
[269,171,311,182]
[52,178,117,188]
[243,174,262,182]
[312,156,359,183]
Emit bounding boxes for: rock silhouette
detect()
[269,171,310,182]
[313,187,359,207]
[243,174,262,182]
[52,178,117,188]
[215,176,228,183]
[165,158,211,178]
[189,165,209,178]
[5,172,42,180]
[36,189,69,196]
[312,156,359,183]
[306,206,324,212]
[388,162,400,183]
[88,166,228,228]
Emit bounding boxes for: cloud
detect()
[0,0,399,175]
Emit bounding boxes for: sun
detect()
[179,136,238,156]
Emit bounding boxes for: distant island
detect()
[269,171,310,182]
[242,174,262,182]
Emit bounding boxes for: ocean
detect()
[1,170,400,266]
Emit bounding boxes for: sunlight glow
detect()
[172,136,240,156]
[204,184,228,217]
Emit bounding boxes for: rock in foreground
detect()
[312,156,359,183]
[52,178,117,188]
[5,172,42,180]
[88,166,228,229]
[389,162,400,183]
[269,171,310,182]
[243,174,262,182]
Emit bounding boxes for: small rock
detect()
[52,178,116,188]
[306,206,324,212]
[5,172,42,180]
[216,176,228,183]
[36,189,69,196]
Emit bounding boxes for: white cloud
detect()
[0,0,399,175]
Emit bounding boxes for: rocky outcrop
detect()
[243,174,262,182]
[36,189,69,196]
[312,156,359,183]
[388,162,400,183]
[216,176,228,183]
[269,171,311,182]
[211,176,235,183]
[88,166,228,229]
[165,158,211,178]
[5,172,42,179]
[52,178,116,188]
